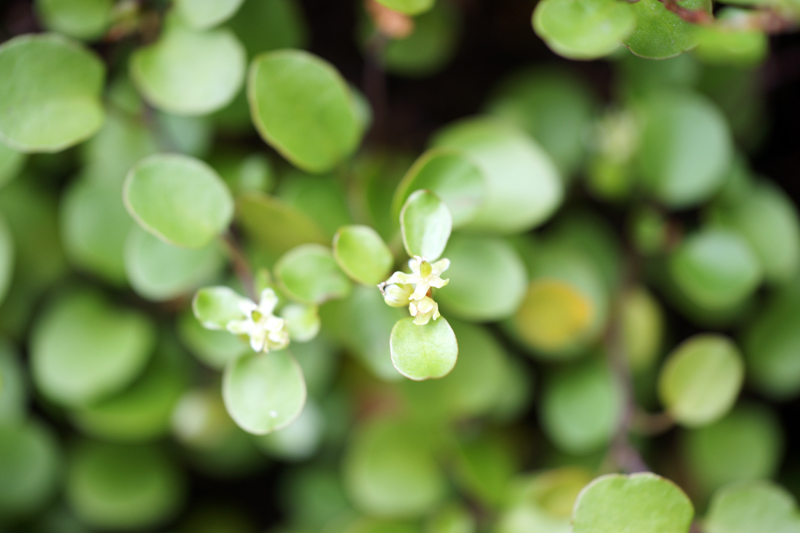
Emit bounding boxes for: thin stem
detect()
[221,233,256,301]
[654,0,797,34]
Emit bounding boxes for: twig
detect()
[221,233,256,301]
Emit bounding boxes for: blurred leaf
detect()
[658,334,743,427]
[248,50,363,173]
[390,317,457,380]
[252,398,324,461]
[623,0,711,59]
[212,152,274,195]
[400,190,452,261]
[222,350,307,434]
[426,502,475,533]
[177,309,248,369]
[31,290,156,408]
[0,142,25,189]
[376,0,434,15]
[275,244,352,304]
[0,341,25,422]
[131,23,246,115]
[533,0,634,60]
[334,225,394,286]
[0,215,12,307]
[228,0,308,58]
[124,154,234,249]
[156,112,214,157]
[66,441,185,530]
[193,286,246,330]
[436,234,527,322]
[282,303,321,342]
[35,0,112,40]
[237,192,328,256]
[277,172,353,238]
[694,13,768,66]
[572,473,694,532]
[175,0,245,30]
[432,118,562,233]
[0,34,105,152]
[705,481,800,533]
[80,111,158,186]
[453,433,517,508]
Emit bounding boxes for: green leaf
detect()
[623,0,711,59]
[390,317,458,381]
[35,0,112,40]
[436,234,527,322]
[452,433,517,508]
[212,152,274,195]
[228,0,309,58]
[60,177,133,285]
[533,0,634,60]
[222,350,307,434]
[376,0,435,15]
[236,192,328,255]
[694,18,768,66]
[0,34,105,152]
[684,403,783,494]
[637,92,732,208]
[392,149,484,229]
[432,118,562,233]
[344,418,446,517]
[277,172,353,238]
[177,309,247,369]
[572,473,694,533]
[658,334,743,427]
[175,0,245,29]
[192,286,246,330]
[0,142,26,189]
[31,290,156,408]
[275,244,352,304]
[540,357,623,454]
[669,228,761,311]
[400,190,452,261]
[333,225,394,285]
[282,303,321,342]
[252,398,324,461]
[0,420,61,520]
[622,287,664,373]
[130,24,246,115]
[0,214,13,306]
[705,481,800,533]
[248,50,363,173]
[124,154,234,249]
[66,442,184,530]
[124,226,224,302]
[0,342,26,422]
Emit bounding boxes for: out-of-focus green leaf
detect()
[623,0,711,59]
[0,34,105,152]
[452,433,517,508]
[35,0,112,40]
[277,171,353,238]
[622,287,664,373]
[275,244,352,304]
[282,303,321,343]
[0,143,25,189]
[124,154,234,249]
[705,481,800,533]
[376,0,434,15]
[177,309,247,370]
[175,0,245,30]
[229,0,308,58]
[390,317,457,380]
[192,286,245,330]
[237,192,328,256]
[694,12,768,66]
[333,225,394,286]
[0,341,25,422]
[400,190,452,261]
[80,112,159,186]
[0,215,12,307]
[252,398,324,461]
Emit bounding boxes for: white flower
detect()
[409,296,440,325]
[226,289,290,353]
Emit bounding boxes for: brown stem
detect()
[658,0,713,25]
[632,409,675,436]
[221,233,256,301]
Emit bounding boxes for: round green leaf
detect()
[66,442,184,530]
[0,142,26,188]
[35,0,112,40]
[637,91,732,208]
[282,303,321,342]
[375,0,434,15]
[623,0,711,59]
[669,229,761,311]
[392,149,484,228]
[684,403,783,494]
[533,0,634,60]
[344,418,446,517]
[31,290,156,408]
[0,342,26,422]
[706,481,800,533]
[695,19,768,67]
[124,154,234,249]
[400,190,452,261]
[0,420,61,520]
[432,118,562,233]
[333,225,394,285]
[436,234,527,322]
[130,24,246,115]
[248,50,362,173]
[0,214,13,306]
[192,286,245,330]
[0,34,105,152]
[572,473,694,533]
[124,226,224,301]
[177,309,247,369]
[658,335,743,427]
[228,0,309,58]
[236,192,328,255]
[275,244,352,304]
[222,350,307,435]
[390,317,458,381]
[175,0,245,30]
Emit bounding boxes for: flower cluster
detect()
[378,256,450,325]
[226,288,290,353]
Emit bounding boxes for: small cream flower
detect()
[226,289,290,353]
[378,255,450,325]
[410,296,440,325]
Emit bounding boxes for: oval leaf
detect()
[333,225,394,285]
[36,0,113,40]
[275,244,352,304]
[236,192,328,255]
[390,317,458,380]
[400,190,452,261]
[222,350,307,435]
[192,286,245,330]
[124,154,234,249]
[705,481,800,533]
[623,0,711,59]
[175,0,245,30]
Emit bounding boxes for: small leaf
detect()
[390,317,458,381]
[694,17,768,67]
[124,154,234,249]
[400,190,452,261]
[35,0,113,40]
[658,334,743,427]
[192,286,245,330]
[533,0,634,60]
[393,149,484,228]
[31,290,156,408]
[248,50,362,173]
[275,244,352,304]
[282,303,321,342]
[174,0,245,30]
[236,192,327,255]
[333,225,394,285]
[572,473,694,533]
[0,34,105,152]
[222,350,307,434]
[375,0,435,15]
[705,481,800,533]
[130,24,246,115]
[623,0,711,59]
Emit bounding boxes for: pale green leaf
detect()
[390,317,458,381]
[192,286,246,330]
[706,481,800,533]
[333,225,394,285]
[400,190,452,261]
[282,303,321,342]
[0,142,26,189]
[175,0,245,29]
[236,192,328,255]
[275,244,352,304]
[35,0,112,40]
[177,309,248,369]
[252,398,324,461]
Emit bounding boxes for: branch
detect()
[659,0,713,25]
